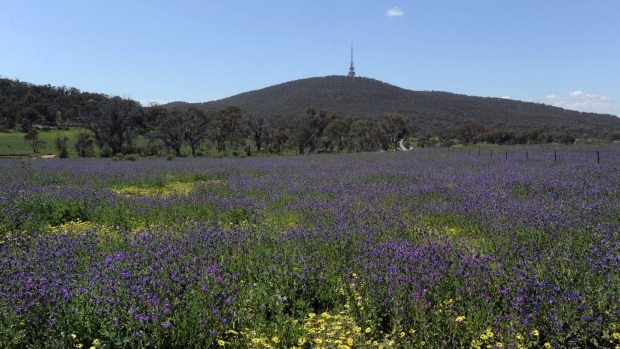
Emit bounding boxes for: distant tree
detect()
[81,96,141,155]
[144,105,169,129]
[346,118,386,152]
[309,110,331,152]
[24,127,46,153]
[294,122,313,154]
[156,109,185,156]
[208,106,247,153]
[75,133,95,157]
[323,117,352,152]
[0,100,18,131]
[294,108,332,153]
[604,131,620,142]
[54,136,69,158]
[247,112,265,152]
[481,129,515,145]
[536,130,554,144]
[457,122,487,144]
[552,131,575,145]
[184,108,210,156]
[381,114,409,150]
[19,107,40,132]
[266,115,294,153]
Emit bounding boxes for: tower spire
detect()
[347,42,355,78]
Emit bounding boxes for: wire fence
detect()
[441,144,620,165]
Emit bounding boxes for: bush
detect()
[124,153,140,161]
[75,133,95,157]
[55,136,69,158]
[100,144,113,158]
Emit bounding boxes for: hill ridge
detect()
[163,75,620,138]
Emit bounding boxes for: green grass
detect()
[0,128,89,157]
[0,128,152,158]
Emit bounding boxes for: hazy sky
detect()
[1,1,619,116]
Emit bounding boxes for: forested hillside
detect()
[174,76,620,140]
[0,78,107,131]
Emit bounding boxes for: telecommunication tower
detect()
[347,44,355,78]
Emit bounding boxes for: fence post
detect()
[554,150,557,161]
[597,150,600,164]
[505,151,508,160]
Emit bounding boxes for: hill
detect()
[166,75,620,138]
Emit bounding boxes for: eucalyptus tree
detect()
[156,109,185,156]
[81,96,142,155]
[184,107,210,156]
[208,106,247,153]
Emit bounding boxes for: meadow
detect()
[1,146,619,348]
[0,129,104,158]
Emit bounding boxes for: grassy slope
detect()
[0,129,151,158]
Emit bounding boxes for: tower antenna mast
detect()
[347,41,356,78]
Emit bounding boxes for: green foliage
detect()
[23,127,46,153]
[55,135,69,158]
[75,132,95,157]
[0,128,94,157]
[13,196,90,229]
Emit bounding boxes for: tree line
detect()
[3,77,619,158]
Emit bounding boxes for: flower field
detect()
[1,146,619,348]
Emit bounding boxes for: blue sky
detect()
[1,1,619,116]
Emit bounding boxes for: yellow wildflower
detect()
[455,315,466,323]
[298,337,307,345]
[543,343,552,349]
[70,333,77,339]
[365,327,372,334]
[217,339,226,346]
[532,329,539,337]
[272,336,280,344]
[612,332,620,340]
[92,339,101,345]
